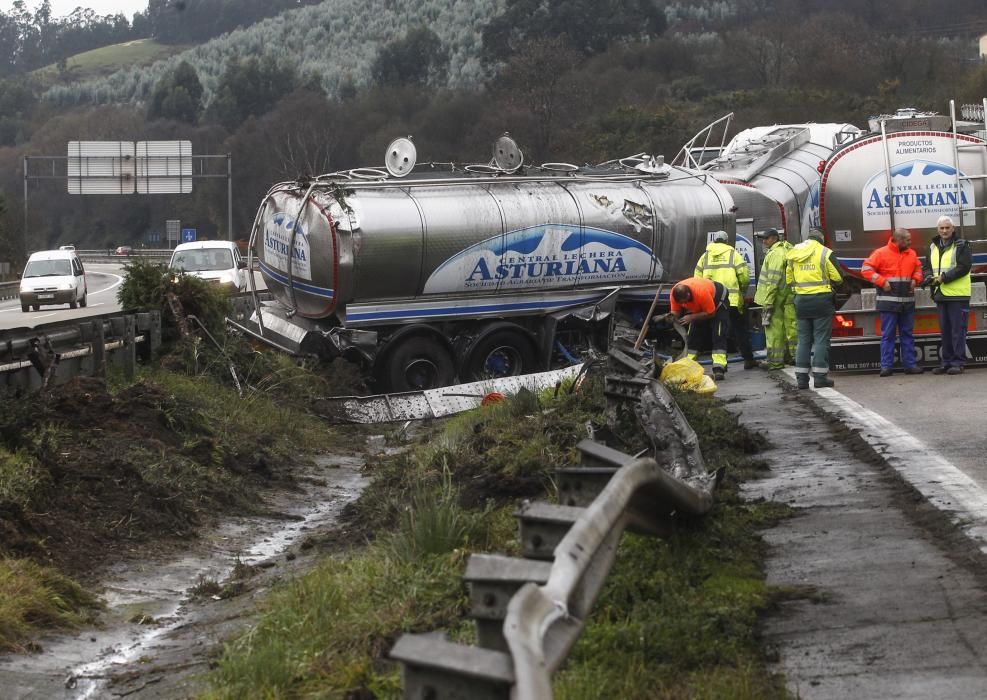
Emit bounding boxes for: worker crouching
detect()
[662,277,731,381]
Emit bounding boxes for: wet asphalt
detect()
[717,368,987,698]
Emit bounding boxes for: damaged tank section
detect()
[245,147,735,392]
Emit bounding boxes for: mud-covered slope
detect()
[0,375,312,578]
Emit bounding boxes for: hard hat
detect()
[806,228,825,242]
[711,230,729,242]
[755,228,780,240]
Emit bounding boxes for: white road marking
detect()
[32,312,58,319]
[87,271,124,296]
[783,368,987,552]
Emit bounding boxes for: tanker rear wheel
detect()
[463,327,538,381]
[385,336,455,392]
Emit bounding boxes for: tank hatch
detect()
[867,108,952,135]
[704,126,811,181]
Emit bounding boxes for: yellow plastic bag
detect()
[659,357,717,395]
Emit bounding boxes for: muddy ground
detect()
[0,374,383,698]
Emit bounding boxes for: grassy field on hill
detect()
[33,39,187,90]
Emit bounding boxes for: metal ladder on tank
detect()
[949,98,987,237]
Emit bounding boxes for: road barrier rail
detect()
[390,342,720,699]
[76,249,173,264]
[0,311,162,393]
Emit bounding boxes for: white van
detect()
[20,249,88,312]
[168,240,246,292]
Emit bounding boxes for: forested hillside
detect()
[0,0,985,259]
[45,0,503,107]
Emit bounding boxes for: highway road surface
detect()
[0,263,125,330]
[0,264,268,332]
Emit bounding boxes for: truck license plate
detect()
[38,293,54,300]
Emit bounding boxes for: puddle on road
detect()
[0,452,368,700]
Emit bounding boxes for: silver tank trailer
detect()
[701,123,861,259]
[252,167,735,327]
[817,111,987,274]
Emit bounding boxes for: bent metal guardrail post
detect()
[390,347,719,699]
[0,312,161,392]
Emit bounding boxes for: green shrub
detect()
[116,258,231,341]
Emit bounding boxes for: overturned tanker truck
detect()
[240,140,734,392]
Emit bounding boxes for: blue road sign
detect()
[181,228,197,242]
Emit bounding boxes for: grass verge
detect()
[205,376,791,698]
[0,559,101,653]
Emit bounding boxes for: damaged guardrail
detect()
[0,312,162,393]
[389,342,720,699]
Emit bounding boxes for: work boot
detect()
[712,365,726,381]
[813,374,835,388]
[743,358,758,370]
[932,366,947,375]
[796,374,810,390]
[879,368,893,377]
[947,366,964,375]
[905,366,924,375]
[759,361,783,370]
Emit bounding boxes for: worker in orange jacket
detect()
[860,227,925,376]
[661,276,731,380]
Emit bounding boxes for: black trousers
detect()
[729,306,754,361]
[688,302,730,367]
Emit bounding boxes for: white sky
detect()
[1,1,147,20]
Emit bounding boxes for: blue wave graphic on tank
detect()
[889,162,957,178]
[424,224,661,294]
[269,213,307,239]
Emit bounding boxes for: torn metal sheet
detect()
[325,364,584,423]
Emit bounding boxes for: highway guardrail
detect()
[0,281,17,301]
[0,312,162,393]
[389,343,719,699]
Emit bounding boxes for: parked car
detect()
[168,240,246,292]
[114,245,133,256]
[19,249,88,312]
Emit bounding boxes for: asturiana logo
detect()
[265,212,312,278]
[423,225,661,294]
[861,159,975,230]
[266,213,309,262]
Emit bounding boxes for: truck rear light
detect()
[832,314,863,337]
[817,160,826,173]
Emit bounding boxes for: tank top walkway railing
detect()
[389,341,721,699]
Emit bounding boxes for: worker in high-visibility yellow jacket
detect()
[753,228,796,370]
[785,228,843,389]
[694,230,756,370]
